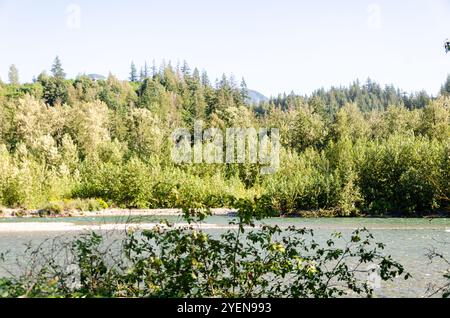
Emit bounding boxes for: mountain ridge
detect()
[247,89,268,104]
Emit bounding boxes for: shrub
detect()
[358,134,446,215]
[39,201,64,216]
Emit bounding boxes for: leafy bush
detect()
[39,201,64,216]
[38,198,109,215]
[358,134,446,214]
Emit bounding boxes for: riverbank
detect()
[1,217,449,298]
[1,207,449,219]
[0,214,449,233]
[0,208,237,219]
[0,222,247,233]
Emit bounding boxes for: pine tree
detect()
[192,68,200,82]
[51,56,66,79]
[151,60,157,77]
[181,60,191,77]
[143,61,149,78]
[201,70,210,87]
[240,78,249,102]
[445,40,450,53]
[219,74,229,89]
[130,61,138,82]
[139,67,145,82]
[8,64,19,85]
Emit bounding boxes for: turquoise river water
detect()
[0,215,449,298]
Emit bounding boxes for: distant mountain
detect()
[247,89,269,104]
[88,74,106,81]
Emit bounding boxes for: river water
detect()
[0,215,449,298]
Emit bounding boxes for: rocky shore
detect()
[0,208,237,219]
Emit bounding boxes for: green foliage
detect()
[263,142,362,216]
[51,56,66,79]
[291,106,327,151]
[38,198,109,215]
[39,201,64,215]
[0,221,410,298]
[130,62,138,83]
[38,74,69,106]
[358,134,446,214]
[0,62,448,216]
[1,62,450,298]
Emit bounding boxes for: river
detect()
[0,215,449,298]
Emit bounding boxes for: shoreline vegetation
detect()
[0,59,449,219]
[1,205,449,219]
[0,207,237,219]
[1,198,448,297]
[1,60,449,297]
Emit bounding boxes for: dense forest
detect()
[0,57,449,216]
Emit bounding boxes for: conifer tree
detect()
[240,78,249,102]
[151,60,157,77]
[181,60,191,77]
[51,56,66,79]
[192,68,200,83]
[139,68,145,82]
[201,70,210,87]
[143,61,149,78]
[130,61,138,82]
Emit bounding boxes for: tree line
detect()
[0,57,448,216]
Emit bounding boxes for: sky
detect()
[0,0,449,97]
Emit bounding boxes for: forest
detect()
[0,57,449,217]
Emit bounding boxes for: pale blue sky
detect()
[0,0,449,96]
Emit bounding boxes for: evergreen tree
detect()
[201,70,210,87]
[219,74,229,89]
[445,40,450,53]
[181,60,191,77]
[240,78,249,102]
[51,56,66,79]
[229,74,237,89]
[39,74,68,106]
[130,61,138,82]
[151,60,157,77]
[192,68,200,83]
[137,78,168,115]
[8,64,19,85]
[139,68,145,82]
[143,61,149,78]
